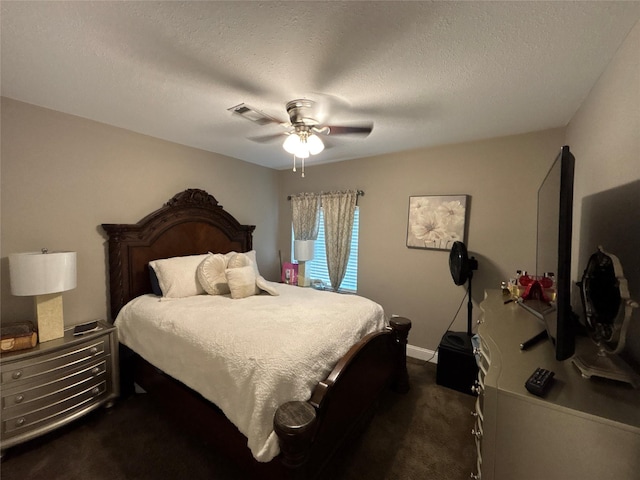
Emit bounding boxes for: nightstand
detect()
[0,320,119,454]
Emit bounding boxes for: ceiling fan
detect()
[229,98,373,172]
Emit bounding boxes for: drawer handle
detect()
[11,370,23,380]
[90,347,99,355]
[471,380,483,395]
[91,387,101,396]
[472,428,482,440]
[14,394,25,404]
[91,367,101,376]
[470,473,481,479]
[470,411,478,417]
[15,417,26,427]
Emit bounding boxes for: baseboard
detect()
[407,344,438,364]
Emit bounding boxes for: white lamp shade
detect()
[294,240,315,262]
[9,251,77,296]
[283,133,301,154]
[307,134,325,155]
[295,146,310,158]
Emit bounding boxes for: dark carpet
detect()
[1,360,476,480]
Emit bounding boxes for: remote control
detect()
[525,367,555,396]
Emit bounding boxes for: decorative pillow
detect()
[228,251,261,294]
[197,253,231,295]
[256,276,279,296]
[148,254,209,298]
[225,265,257,299]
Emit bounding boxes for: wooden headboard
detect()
[101,189,255,320]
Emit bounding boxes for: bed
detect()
[101,188,411,480]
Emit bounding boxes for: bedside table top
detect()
[0,320,115,363]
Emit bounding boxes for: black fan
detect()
[449,241,478,336]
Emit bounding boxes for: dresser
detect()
[473,290,640,480]
[0,321,119,453]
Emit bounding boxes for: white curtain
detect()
[321,191,358,290]
[290,193,321,241]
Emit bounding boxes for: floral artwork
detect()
[406,195,468,250]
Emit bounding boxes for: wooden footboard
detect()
[275,317,411,479]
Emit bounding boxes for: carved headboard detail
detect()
[101,189,255,320]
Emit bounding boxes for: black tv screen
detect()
[535,145,576,361]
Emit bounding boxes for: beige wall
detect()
[1,98,280,327]
[566,20,640,366]
[2,20,637,361]
[276,21,639,360]
[278,129,566,353]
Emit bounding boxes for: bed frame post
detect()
[389,316,412,393]
[273,401,317,479]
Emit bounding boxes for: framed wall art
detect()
[406,195,469,250]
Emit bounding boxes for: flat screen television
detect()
[521,145,576,361]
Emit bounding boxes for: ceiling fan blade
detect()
[325,124,373,136]
[248,133,287,143]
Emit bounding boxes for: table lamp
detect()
[9,249,77,342]
[294,240,315,287]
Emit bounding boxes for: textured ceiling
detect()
[2,1,639,170]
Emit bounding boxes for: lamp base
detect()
[297,261,311,287]
[35,293,65,342]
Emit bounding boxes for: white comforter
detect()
[114,283,386,462]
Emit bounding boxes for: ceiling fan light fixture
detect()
[307,134,324,155]
[283,132,323,158]
[294,144,310,159]
[283,133,301,154]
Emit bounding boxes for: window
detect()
[291,207,359,292]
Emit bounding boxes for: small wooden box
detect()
[1,321,37,353]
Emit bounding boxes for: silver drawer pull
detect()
[91,387,101,396]
[91,367,101,375]
[11,370,23,380]
[471,380,483,395]
[14,394,25,404]
[470,411,478,417]
[89,347,99,355]
[472,428,482,439]
[15,417,26,427]
[470,473,481,479]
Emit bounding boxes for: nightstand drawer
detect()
[1,338,108,387]
[2,380,108,435]
[0,321,119,451]
[2,358,109,413]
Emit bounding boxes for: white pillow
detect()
[225,265,257,299]
[228,251,261,294]
[148,254,209,298]
[256,276,279,296]
[197,253,231,295]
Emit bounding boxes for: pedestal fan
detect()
[436,241,479,395]
[448,241,479,336]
